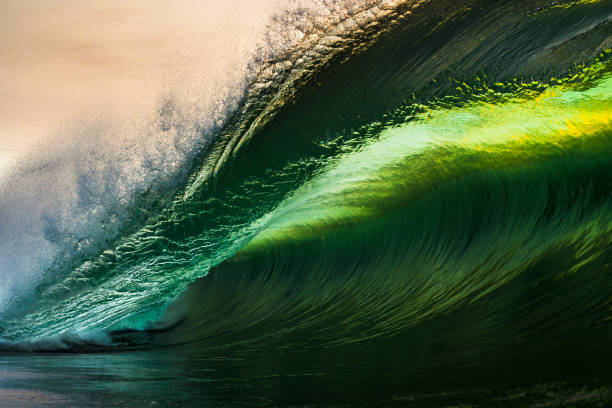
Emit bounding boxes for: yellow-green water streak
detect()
[240,64,612,253]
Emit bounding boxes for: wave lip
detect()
[185,0,427,196]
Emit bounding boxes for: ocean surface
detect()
[1,0,611,406]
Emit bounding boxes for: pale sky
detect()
[0,0,281,160]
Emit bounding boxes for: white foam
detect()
[0,330,112,352]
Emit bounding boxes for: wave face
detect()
[1,0,612,405]
[0,0,399,337]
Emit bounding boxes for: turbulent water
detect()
[1,0,612,406]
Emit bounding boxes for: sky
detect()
[0,0,282,165]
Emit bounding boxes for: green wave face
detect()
[244,68,612,249]
[1,3,611,392]
[153,55,612,355]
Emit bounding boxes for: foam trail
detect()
[0,330,112,352]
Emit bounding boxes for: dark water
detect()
[0,349,610,407]
[1,0,612,406]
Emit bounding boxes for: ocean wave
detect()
[1,0,611,367]
[0,0,413,337]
